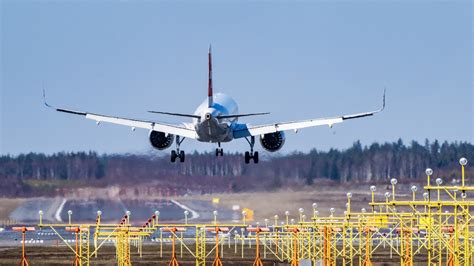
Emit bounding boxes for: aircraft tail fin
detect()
[208,44,213,108]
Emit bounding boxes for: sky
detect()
[1,1,472,156]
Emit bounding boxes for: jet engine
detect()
[259,132,285,152]
[149,131,174,150]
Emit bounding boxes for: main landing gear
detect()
[215,142,224,157]
[244,136,259,164]
[171,136,186,163]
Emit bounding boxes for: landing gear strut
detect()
[244,136,259,164]
[171,136,186,163]
[215,142,224,157]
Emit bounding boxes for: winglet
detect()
[380,87,386,112]
[42,88,53,108]
[341,88,386,120]
[42,88,87,115]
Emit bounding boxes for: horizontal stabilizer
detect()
[148,111,200,119]
[217,112,270,119]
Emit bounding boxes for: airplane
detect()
[44,46,385,164]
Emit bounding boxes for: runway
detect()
[7,197,235,224]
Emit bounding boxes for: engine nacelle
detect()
[149,131,174,150]
[259,131,285,152]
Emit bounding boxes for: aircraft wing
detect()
[44,93,197,139]
[233,90,385,139]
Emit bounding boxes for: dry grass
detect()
[0,198,25,221]
[182,185,380,222]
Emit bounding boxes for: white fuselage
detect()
[192,93,238,142]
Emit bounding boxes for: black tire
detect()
[220,148,224,156]
[171,150,177,163]
[215,148,219,157]
[253,151,259,164]
[244,151,250,164]
[179,150,185,162]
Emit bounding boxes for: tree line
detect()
[0,139,472,197]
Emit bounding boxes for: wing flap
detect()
[44,90,197,139]
[233,117,343,138]
[234,89,386,138]
[86,113,197,139]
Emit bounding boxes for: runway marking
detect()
[54,198,67,222]
[171,199,200,220]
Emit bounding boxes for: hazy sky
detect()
[1,1,472,155]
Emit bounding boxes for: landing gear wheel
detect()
[171,135,186,163]
[244,151,251,164]
[171,150,177,163]
[216,148,224,157]
[244,136,258,164]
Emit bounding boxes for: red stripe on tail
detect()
[208,45,213,107]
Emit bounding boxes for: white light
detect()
[315,210,319,216]
[345,203,349,208]
[184,210,189,215]
[370,185,376,192]
[347,192,352,198]
[264,218,269,223]
[384,192,391,198]
[97,210,102,216]
[411,186,418,192]
[125,211,131,216]
[461,193,467,199]
[155,211,160,216]
[423,192,429,199]
[436,178,443,185]
[213,210,218,216]
[242,210,247,216]
[390,178,397,185]
[298,208,304,214]
[68,210,73,215]
[343,211,347,215]
[361,208,366,213]
[312,202,318,209]
[274,215,278,219]
[329,208,335,214]
[425,168,433,176]
[459,157,468,166]
[38,210,43,215]
[284,211,290,216]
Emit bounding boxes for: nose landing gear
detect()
[215,142,224,157]
[244,136,259,164]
